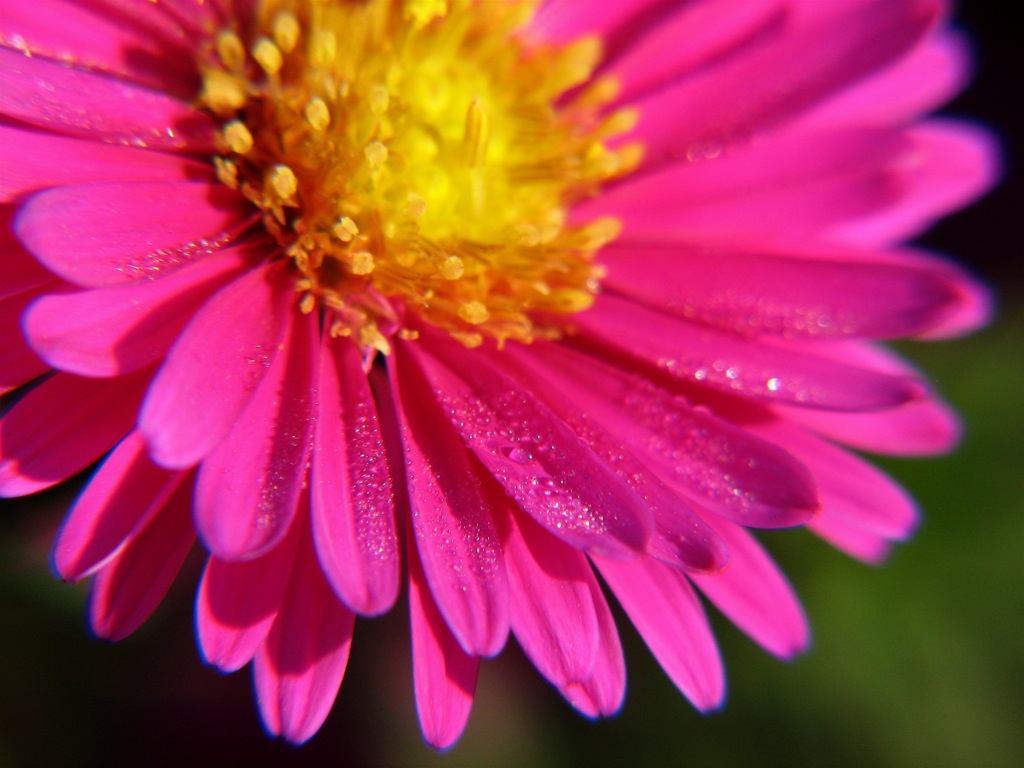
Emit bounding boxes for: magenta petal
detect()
[0,46,215,150]
[0,125,210,203]
[139,262,291,469]
[311,335,398,616]
[776,341,961,455]
[793,30,972,129]
[628,0,941,170]
[15,180,248,289]
[832,120,1002,246]
[578,294,926,412]
[194,312,316,561]
[602,243,966,341]
[497,345,727,571]
[53,431,185,581]
[0,0,197,96]
[404,335,653,560]
[0,209,55,298]
[391,346,510,657]
[24,246,253,377]
[408,530,479,750]
[0,284,51,394]
[604,0,783,103]
[89,481,194,641]
[808,518,895,565]
[254,528,355,745]
[560,576,625,719]
[531,0,681,47]
[513,342,819,529]
[196,523,301,673]
[750,422,918,540]
[597,557,725,711]
[691,522,810,659]
[500,505,600,687]
[0,369,149,497]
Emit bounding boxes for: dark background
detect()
[2,4,1021,766]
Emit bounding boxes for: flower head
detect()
[0,0,997,749]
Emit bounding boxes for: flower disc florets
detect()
[199,0,641,352]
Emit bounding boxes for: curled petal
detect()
[53,431,185,581]
[139,261,292,469]
[596,556,725,711]
[691,522,810,659]
[311,335,398,616]
[194,311,316,561]
[88,480,194,641]
[405,334,654,560]
[254,527,355,745]
[407,527,479,751]
[391,344,510,658]
[15,180,248,289]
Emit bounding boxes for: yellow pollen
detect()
[273,11,301,53]
[216,31,246,71]
[305,97,331,131]
[459,301,490,325]
[252,37,284,76]
[270,164,298,200]
[440,255,465,280]
[224,120,254,154]
[200,0,640,351]
[351,251,376,275]
[333,216,359,242]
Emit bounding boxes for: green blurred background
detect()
[2,6,1021,767]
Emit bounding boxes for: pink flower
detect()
[0,0,996,749]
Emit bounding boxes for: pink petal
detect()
[24,245,254,378]
[407,530,479,750]
[602,241,966,341]
[311,335,398,616]
[0,0,197,97]
[596,556,725,711]
[808,518,895,565]
[390,346,509,657]
[831,120,1002,246]
[749,421,919,540]
[512,340,819,529]
[196,522,301,673]
[576,294,927,412]
[531,0,684,48]
[775,340,961,455]
[0,46,215,151]
[497,344,728,571]
[88,480,194,641]
[0,207,55,298]
[139,261,292,469]
[254,527,355,745]
[499,504,601,687]
[0,283,51,394]
[585,128,915,245]
[791,30,972,130]
[194,312,316,561]
[15,180,249,289]
[691,522,810,659]
[402,334,653,560]
[0,368,150,497]
[53,431,185,581]
[0,125,210,203]
[627,0,942,170]
[560,575,625,718]
[603,0,784,104]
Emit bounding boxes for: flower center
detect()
[199,0,641,352]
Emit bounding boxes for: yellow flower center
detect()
[199,0,641,352]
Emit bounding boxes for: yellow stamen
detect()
[199,0,639,352]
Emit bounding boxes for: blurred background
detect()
[2,5,1021,767]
